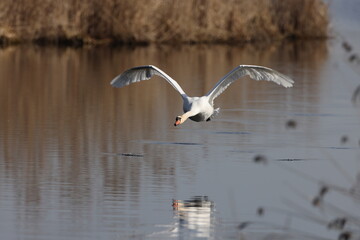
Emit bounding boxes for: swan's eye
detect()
[176,117,181,121]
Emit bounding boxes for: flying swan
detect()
[110,65,294,126]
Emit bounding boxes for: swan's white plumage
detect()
[110,65,186,97]
[110,65,294,125]
[206,65,294,104]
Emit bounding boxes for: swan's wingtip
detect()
[110,80,117,87]
[284,83,294,88]
[289,80,295,88]
[110,75,122,87]
[283,77,294,88]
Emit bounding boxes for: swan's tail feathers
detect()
[210,108,220,120]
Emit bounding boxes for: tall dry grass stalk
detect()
[0,0,329,45]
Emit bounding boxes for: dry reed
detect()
[0,0,329,45]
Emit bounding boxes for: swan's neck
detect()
[180,111,193,122]
[178,109,199,124]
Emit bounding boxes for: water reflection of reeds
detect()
[0,41,328,193]
[0,40,328,237]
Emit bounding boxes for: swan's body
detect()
[182,96,215,122]
[110,65,294,126]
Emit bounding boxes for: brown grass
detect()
[0,0,329,45]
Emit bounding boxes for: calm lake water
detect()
[0,39,360,239]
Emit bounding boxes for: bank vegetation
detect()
[0,0,329,45]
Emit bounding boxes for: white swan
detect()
[110,65,294,126]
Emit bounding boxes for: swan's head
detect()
[174,116,183,126]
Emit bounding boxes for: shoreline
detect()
[0,0,329,47]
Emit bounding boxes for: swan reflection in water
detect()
[148,196,215,239]
[172,196,215,239]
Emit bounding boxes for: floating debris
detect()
[257,207,264,216]
[328,217,347,230]
[118,153,144,157]
[341,135,349,144]
[348,54,359,62]
[171,142,202,146]
[319,185,329,197]
[342,41,352,52]
[103,152,144,157]
[155,141,202,146]
[276,158,306,162]
[238,221,251,230]
[312,196,322,207]
[338,231,352,240]
[253,154,268,164]
[286,119,297,129]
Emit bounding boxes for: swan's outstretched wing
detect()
[206,65,294,103]
[110,65,187,96]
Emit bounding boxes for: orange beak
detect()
[174,117,181,126]
[174,119,181,126]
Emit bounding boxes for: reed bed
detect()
[0,0,328,45]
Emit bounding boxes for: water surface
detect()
[0,39,359,239]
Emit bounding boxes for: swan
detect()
[110,65,294,126]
